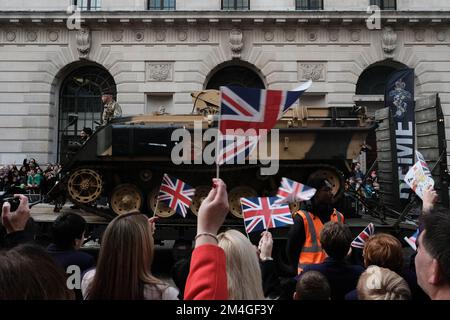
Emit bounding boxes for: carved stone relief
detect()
[48,30,59,42]
[298,63,326,82]
[264,30,274,41]
[156,30,166,41]
[307,30,317,42]
[146,62,173,82]
[76,27,90,59]
[436,30,446,42]
[135,30,144,42]
[350,30,361,42]
[199,29,210,41]
[381,26,397,58]
[5,30,16,42]
[328,29,339,42]
[177,30,188,41]
[415,29,425,42]
[112,30,123,42]
[26,31,37,42]
[285,30,296,42]
[229,29,243,59]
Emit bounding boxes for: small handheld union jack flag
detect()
[351,223,375,249]
[404,229,419,251]
[240,196,293,234]
[157,174,195,218]
[275,177,316,204]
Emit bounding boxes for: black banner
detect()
[385,68,415,203]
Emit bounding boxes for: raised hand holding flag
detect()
[351,223,375,249]
[157,174,195,218]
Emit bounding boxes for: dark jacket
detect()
[46,244,95,274]
[302,257,364,300]
[1,230,34,249]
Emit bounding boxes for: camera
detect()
[0,194,21,212]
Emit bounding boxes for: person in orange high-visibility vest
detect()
[286,178,345,275]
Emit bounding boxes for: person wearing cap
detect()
[286,177,345,275]
[101,92,122,125]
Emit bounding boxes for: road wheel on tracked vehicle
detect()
[67,168,103,204]
[110,183,143,215]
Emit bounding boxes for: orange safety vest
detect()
[294,209,344,274]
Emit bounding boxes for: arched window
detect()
[58,65,116,162]
[355,60,408,171]
[206,65,265,90]
[356,64,402,95]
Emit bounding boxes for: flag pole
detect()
[216,162,220,179]
[152,175,165,218]
[216,87,223,179]
[240,200,251,240]
[152,191,160,218]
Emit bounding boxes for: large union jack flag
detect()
[275,177,316,204]
[351,223,375,249]
[240,196,293,234]
[157,174,195,218]
[217,81,311,164]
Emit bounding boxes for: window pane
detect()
[149,0,161,10]
[296,0,322,10]
[310,0,322,9]
[76,0,101,10]
[79,0,87,10]
[163,0,175,10]
[92,0,101,10]
[386,0,396,9]
[296,0,307,10]
[235,0,249,10]
[223,0,233,10]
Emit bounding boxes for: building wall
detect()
[1,2,450,165]
[2,0,450,11]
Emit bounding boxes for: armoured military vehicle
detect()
[49,90,375,239]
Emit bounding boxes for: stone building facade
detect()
[1,0,450,167]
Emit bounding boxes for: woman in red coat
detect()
[184,178,229,300]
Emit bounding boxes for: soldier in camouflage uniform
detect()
[101,93,122,125]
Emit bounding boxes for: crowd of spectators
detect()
[0,158,61,198]
[0,178,449,301]
[346,162,380,201]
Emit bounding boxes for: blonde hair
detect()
[218,230,265,300]
[357,265,411,300]
[86,212,166,299]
